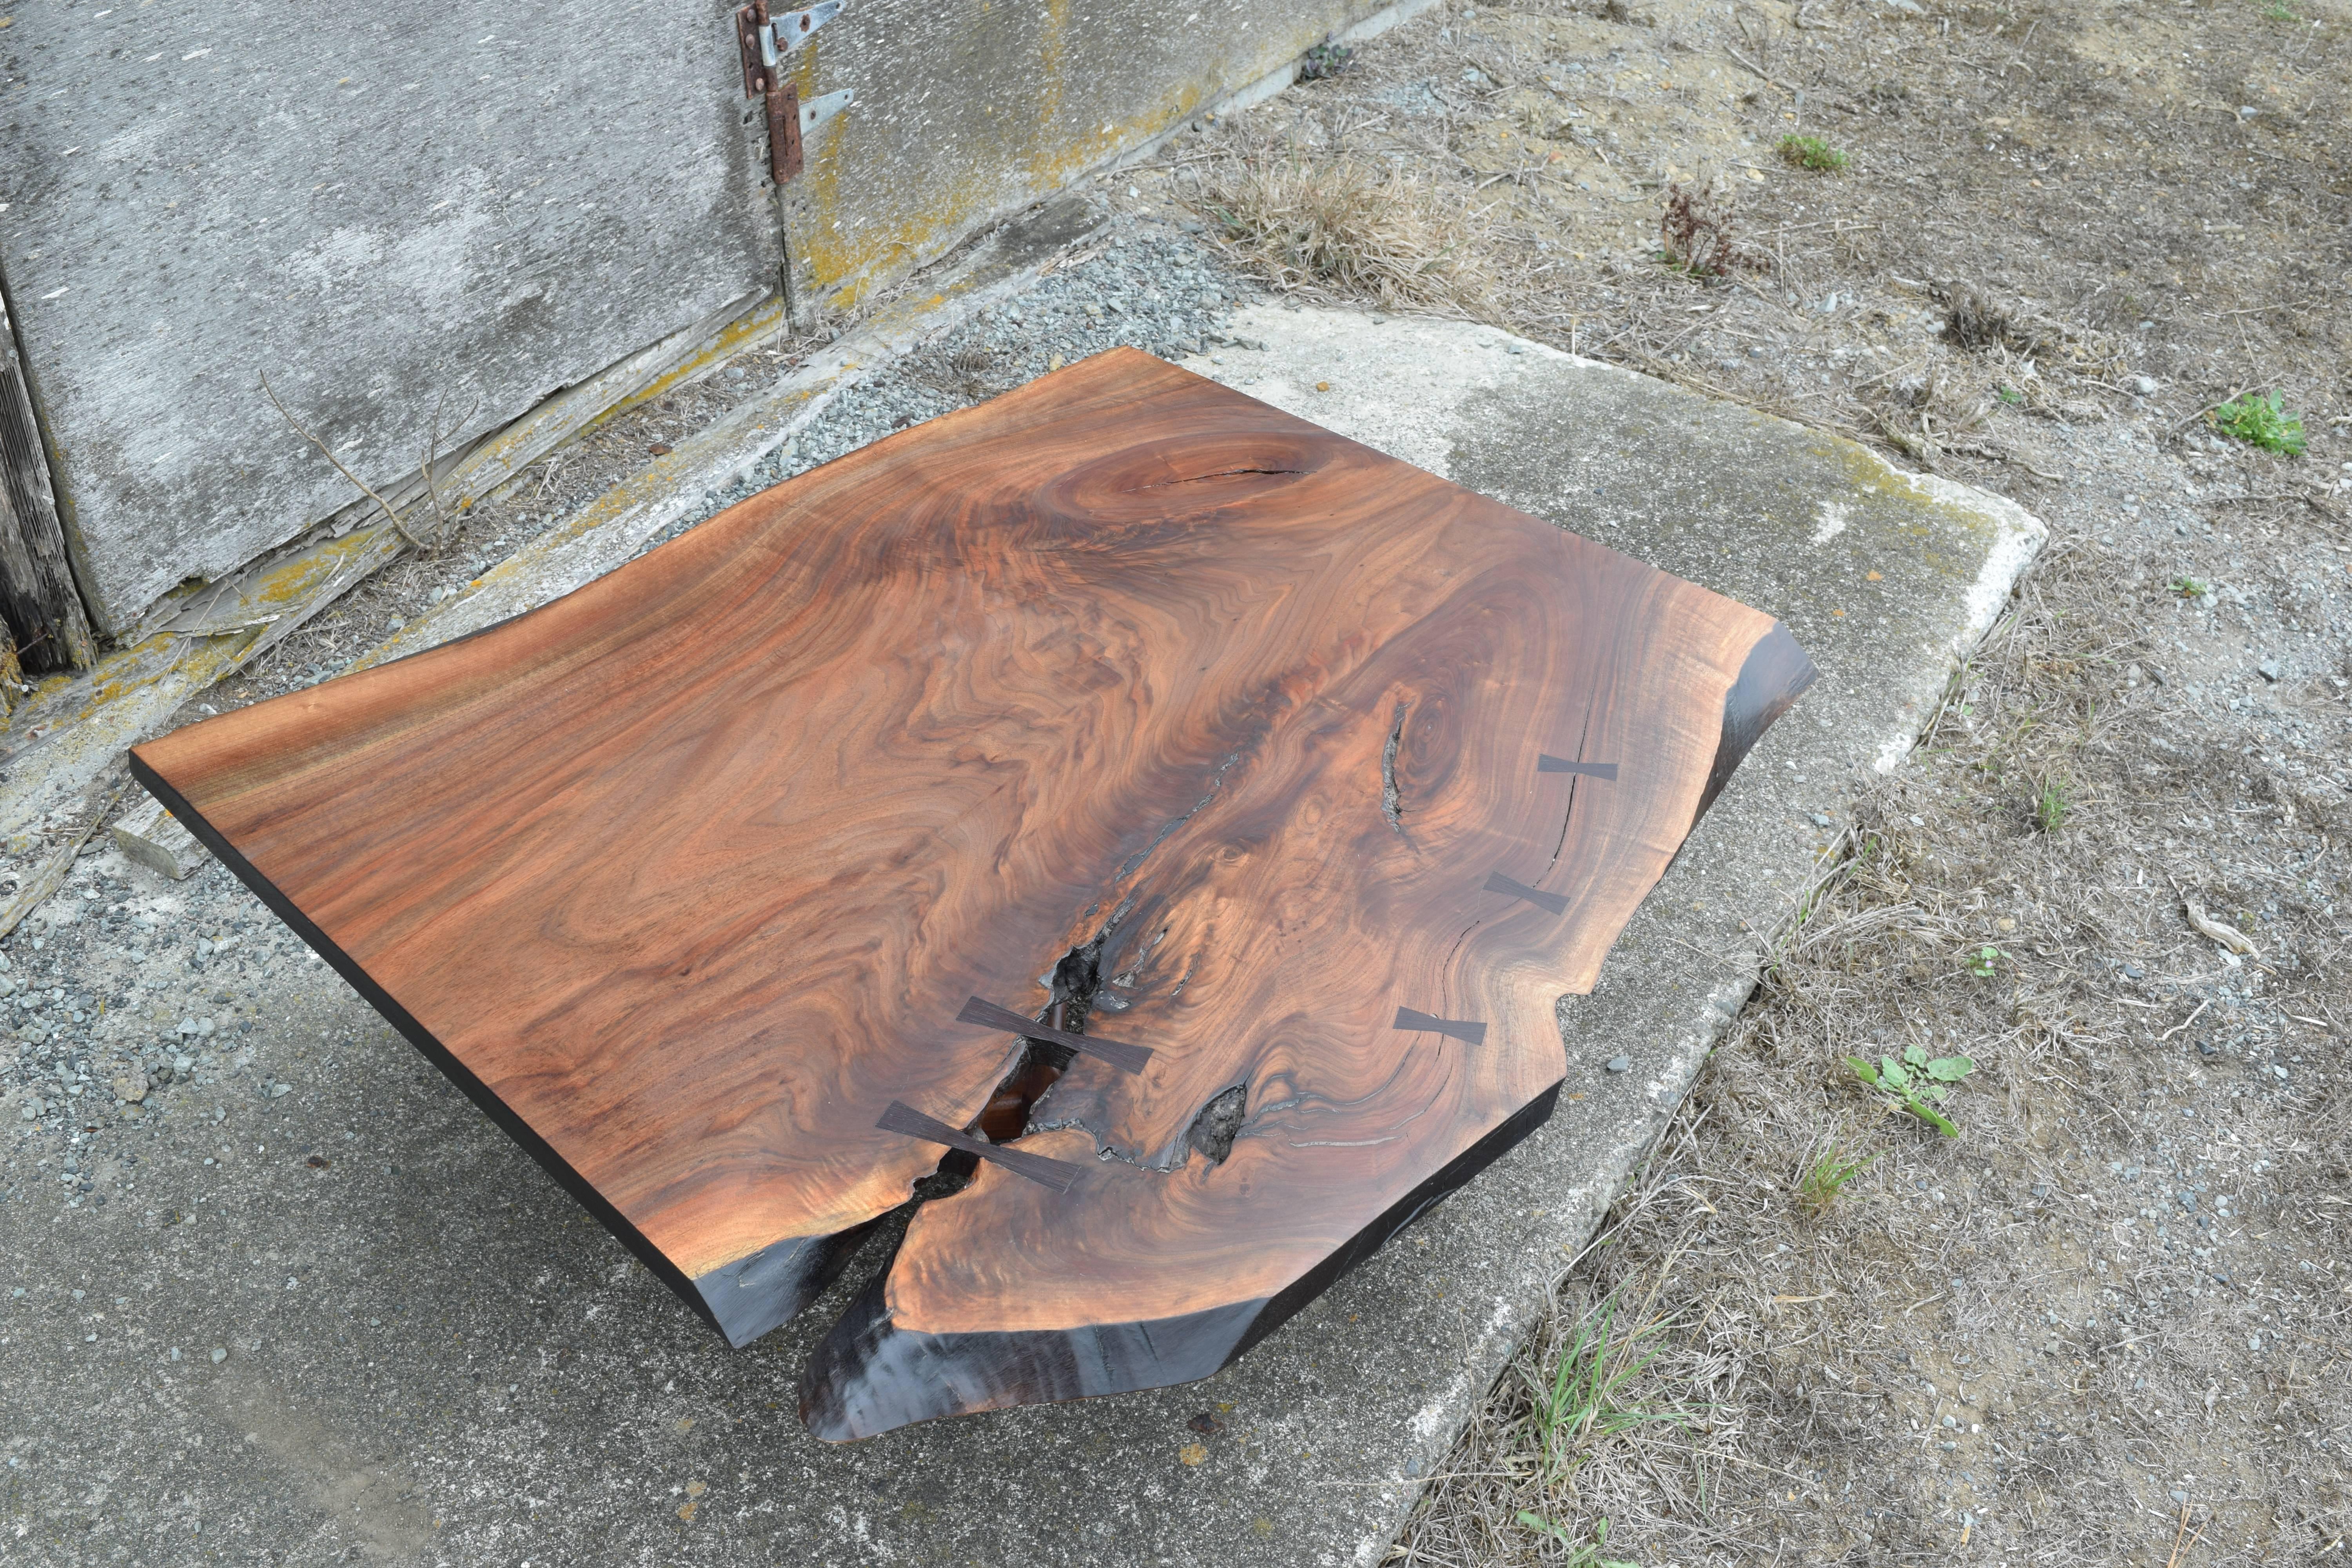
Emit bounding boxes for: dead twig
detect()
[2165,1504,2208,1568]
[260,372,429,551]
[2158,1000,2209,1041]
[1726,47,1797,92]
[2181,893,2260,960]
[414,385,482,540]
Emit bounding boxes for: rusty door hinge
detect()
[736,1,848,185]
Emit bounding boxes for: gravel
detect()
[0,839,330,1230]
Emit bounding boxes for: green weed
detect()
[1798,1142,1876,1215]
[1963,944,2003,978]
[1521,1294,1692,1481]
[2168,575,2209,598]
[2033,777,2069,833]
[1778,134,1850,172]
[2210,390,2307,456]
[1996,385,2024,406]
[1847,1043,1975,1137]
[1515,1511,1639,1567]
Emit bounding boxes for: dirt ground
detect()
[1107,0,2351,1562]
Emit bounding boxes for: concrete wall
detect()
[0,1,779,633]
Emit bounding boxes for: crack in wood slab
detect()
[1119,465,1310,492]
[876,1101,1086,1194]
[1380,700,1412,841]
[955,996,1152,1075]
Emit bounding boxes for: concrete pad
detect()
[0,306,2038,1566]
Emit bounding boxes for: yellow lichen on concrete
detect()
[589,297,792,440]
[348,379,833,677]
[789,4,1368,310]
[0,516,409,838]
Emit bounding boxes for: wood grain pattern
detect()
[130,348,1812,1437]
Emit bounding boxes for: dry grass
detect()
[1943,285,2021,354]
[1197,144,1505,318]
[1405,1147,1772,1566]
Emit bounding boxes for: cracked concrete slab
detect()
[0,304,2038,1565]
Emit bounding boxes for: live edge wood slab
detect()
[129,348,1813,1440]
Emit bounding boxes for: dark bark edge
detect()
[800,1081,1564,1441]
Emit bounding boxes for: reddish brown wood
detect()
[129,348,1811,1438]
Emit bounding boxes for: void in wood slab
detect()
[129,348,1812,1438]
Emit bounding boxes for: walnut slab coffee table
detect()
[131,348,1813,1439]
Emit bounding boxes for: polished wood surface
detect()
[131,348,1812,1437]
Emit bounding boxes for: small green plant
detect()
[1962,944,2003,978]
[1996,384,2024,406]
[2033,777,2069,833]
[1778,134,1850,172]
[2169,575,2209,598]
[2210,390,2307,456]
[1847,1043,1975,1137]
[2262,0,2297,19]
[1798,1141,1877,1215]
[1522,1294,1692,1481]
[1515,1511,1639,1568]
